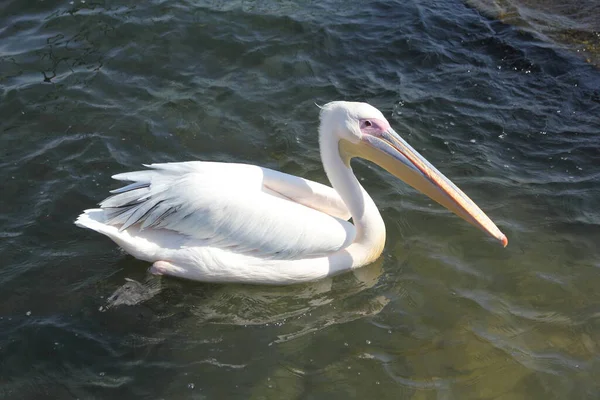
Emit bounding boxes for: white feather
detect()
[76,162,357,276]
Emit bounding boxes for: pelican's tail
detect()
[75,209,148,259]
[75,209,113,235]
[75,209,181,263]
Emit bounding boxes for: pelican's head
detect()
[319,101,507,247]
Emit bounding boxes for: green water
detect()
[1,0,599,398]
[467,0,600,67]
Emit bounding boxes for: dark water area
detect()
[1,0,600,398]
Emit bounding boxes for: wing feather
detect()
[98,162,355,259]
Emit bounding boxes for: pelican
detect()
[76,101,507,285]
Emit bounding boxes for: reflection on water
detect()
[104,257,386,331]
[1,0,600,398]
[95,257,389,398]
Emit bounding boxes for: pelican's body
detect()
[76,102,506,284]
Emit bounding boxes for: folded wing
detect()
[97,162,355,260]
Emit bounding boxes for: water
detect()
[1,0,600,398]
[467,0,600,67]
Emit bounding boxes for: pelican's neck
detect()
[319,130,386,266]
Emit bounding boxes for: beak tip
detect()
[500,234,508,248]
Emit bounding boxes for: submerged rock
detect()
[466,0,600,67]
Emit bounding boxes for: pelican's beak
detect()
[341,129,507,247]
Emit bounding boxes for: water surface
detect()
[1,0,600,398]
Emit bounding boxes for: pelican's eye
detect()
[359,118,388,137]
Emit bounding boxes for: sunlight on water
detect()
[1,0,599,398]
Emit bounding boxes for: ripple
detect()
[1,0,600,398]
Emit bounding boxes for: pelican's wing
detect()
[96,162,355,259]
[261,168,351,221]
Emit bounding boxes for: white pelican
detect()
[76,101,507,285]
